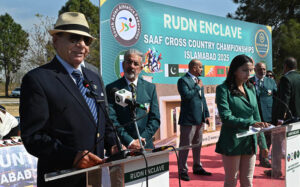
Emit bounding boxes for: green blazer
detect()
[250,76,277,122]
[215,82,266,155]
[106,77,160,149]
[177,73,209,125]
[273,71,300,122]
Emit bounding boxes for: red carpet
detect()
[169,144,285,187]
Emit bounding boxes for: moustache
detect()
[126,69,135,74]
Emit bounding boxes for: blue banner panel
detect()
[100,0,272,85]
[0,145,37,187]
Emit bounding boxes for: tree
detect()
[27,14,56,68]
[59,0,100,67]
[0,13,29,96]
[227,0,300,29]
[277,19,300,67]
[227,0,300,78]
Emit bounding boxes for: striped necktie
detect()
[257,79,263,95]
[129,83,137,100]
[71,69,98,124]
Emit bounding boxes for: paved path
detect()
[0,98,19,104]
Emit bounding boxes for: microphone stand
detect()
[97,99,130,162]
[129,98,146,153]
[84,79,129,162]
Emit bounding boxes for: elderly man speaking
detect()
[20,12,116,187]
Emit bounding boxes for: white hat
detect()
[48,12,95,40]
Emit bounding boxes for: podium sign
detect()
[124,151,169,186]
[285,122,300,187]
[45,150,171,187]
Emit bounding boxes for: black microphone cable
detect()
[126,149,149,187]
[73,136,104,169]
[152,145,181,187]
[72,75,113,169]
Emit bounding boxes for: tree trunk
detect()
[5,75,10,97]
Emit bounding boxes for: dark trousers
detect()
[178,125,204,174]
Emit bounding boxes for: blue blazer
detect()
[106,77,160,149]
[177,73,209,125]
[20,57,116,187]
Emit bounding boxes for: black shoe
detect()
[259,159,271,168]
[180,172,190,181]
[264,170,282,178]
[193,168,212,176]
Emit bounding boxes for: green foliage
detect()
[276,19,300,72]
[59,0,100,67]
[228,0,300,29]
[227,0,300,79]
[0,13,29,96]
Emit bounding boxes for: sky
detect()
[0,0,239,32]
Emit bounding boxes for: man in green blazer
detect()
[266,57,300,177]
[273,57,300,121]
[250,62,277,168]
[106,49,160,149]
[177,59,211,181]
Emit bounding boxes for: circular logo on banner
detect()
[255,29,269,58]
[110,3,141,46]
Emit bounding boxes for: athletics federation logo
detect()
[255,29,269,58]
[110,3,141,46]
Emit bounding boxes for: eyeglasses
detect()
[68,33,93,46]
[266,74,274,78]
[124,60,141,66]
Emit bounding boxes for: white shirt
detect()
[124,77,138,91]
[187,72,198,83]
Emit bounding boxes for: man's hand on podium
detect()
[73,150,104,169]
[111,144,127,155]
[128,138,146,149]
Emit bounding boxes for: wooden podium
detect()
[45,150,171,187]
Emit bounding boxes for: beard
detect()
[124,71,136,80]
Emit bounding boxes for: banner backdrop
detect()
[100,0,272,85]
[0,145,37,187]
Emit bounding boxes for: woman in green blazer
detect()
[215,55,269,187]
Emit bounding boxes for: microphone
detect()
[83,80,98,97]
[110,88,149,111]
[249,79,299,125]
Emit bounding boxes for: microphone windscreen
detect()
[82,80,90,88]
[110,87,119,96]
